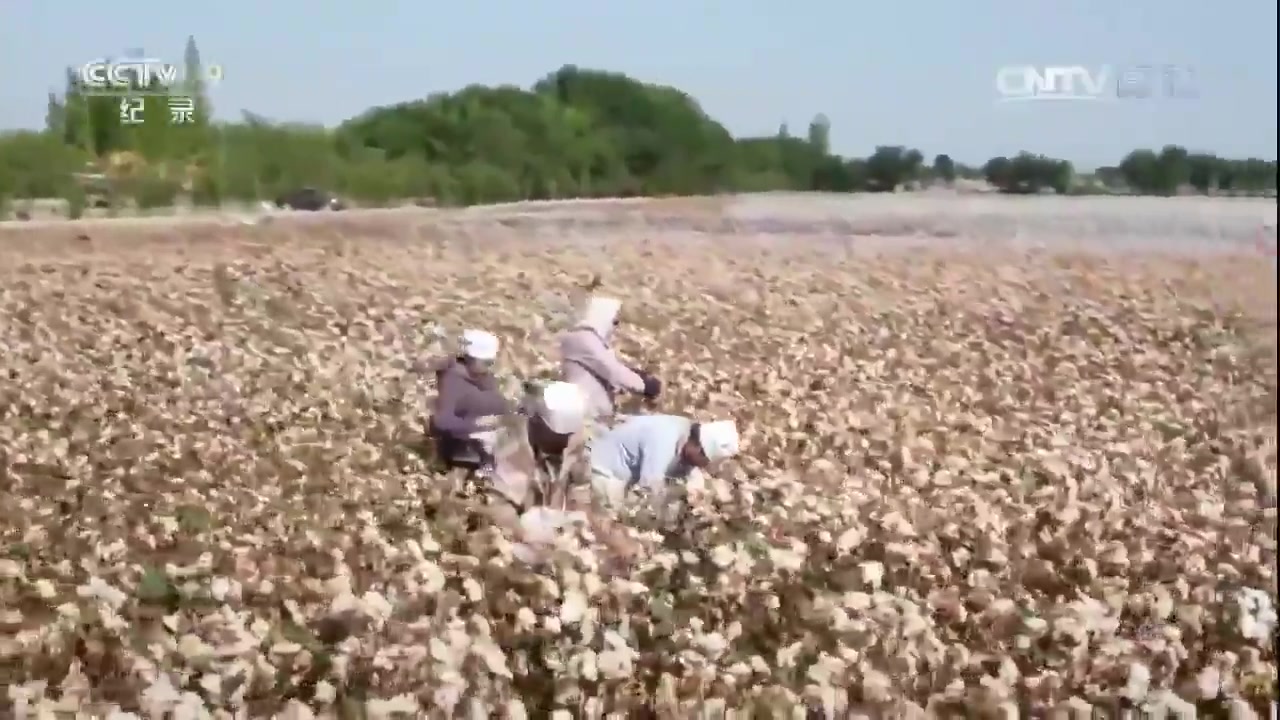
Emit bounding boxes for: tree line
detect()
[0,38,1276,216]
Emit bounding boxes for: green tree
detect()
[1120,149,1171,195]
[130,85,173,160]
[534,66,737,194]
[183,36,211,124]
[453,161,522,205]
[0,131,88,198]
[932,154,956,184]
[983,153,1072,194]
[1187,153,1219,194]
[1157,145,1190,193]
[983,156,1013,190]
[61,69,93,153]
[45,92,65,137]
[131,173,182,210]
[866,146,923,191]
[811,155,857,191]
[1045,157,1074,194]
[168,35,213,162]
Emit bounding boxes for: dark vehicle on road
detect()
[275,187,346,211]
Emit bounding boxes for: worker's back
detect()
[589,414,692,485]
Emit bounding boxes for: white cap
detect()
[537,381,586,434]
[579,296,623,338]
[698,420,740,463]
[461,329,500,361]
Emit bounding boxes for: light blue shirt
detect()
[590,414,694,490]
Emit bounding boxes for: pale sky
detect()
[2,0,1275,168]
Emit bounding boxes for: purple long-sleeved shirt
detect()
[430,356,511,436]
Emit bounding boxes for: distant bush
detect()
[63,184,86,220]
[132,175,183,211]
[191,173,222,208]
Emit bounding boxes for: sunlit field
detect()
[0,196,1275,717]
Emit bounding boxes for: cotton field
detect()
[0,197,1275,718]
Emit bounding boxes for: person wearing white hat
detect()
[559,296,662,425]
[587,414,741,509]
[484,381,590,527]
[427,329,512,470]
[488,380,589,507]
[486,381,643,563]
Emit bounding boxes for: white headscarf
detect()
[578,297,622,340]
[461,329,500,360]
[698,420,740,463]
[537,381,587,434]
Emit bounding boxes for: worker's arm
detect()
[432,391,475,435]
[572,333,647,393]
[433,373,485,436]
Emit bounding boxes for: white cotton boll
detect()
[711,545,736,569]
[861,669,892,702]
[313,680,337,705]
[519,507,573,547]
[140,674,181,718]
[504,699,529,720]
[515,607,537,632]
[598,648,633,679]
[1195,666,1220,699]
[769,547,806,572]
[432,676,465,713]
[361,590,394,625]
[835,526,863,553]
[560,590,588,625]
[280,700,316,720]
[171,692,206,720]
[473,641,512,678]
[33,580,57,600]
[1236,588,1277,642]
[858,561,884,589]
[1122,662,1151,702]
[76,577,128,609]
[368,694,420,720]
[580,650,599,681]
[696,632,729,660]
[419,561,447,594]
[462,577,484,602]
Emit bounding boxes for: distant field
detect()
[5,193,1274,255]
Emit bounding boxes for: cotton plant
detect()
[1236,588,1278,643]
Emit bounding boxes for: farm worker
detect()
[486,381,638,562]
[427,329,512,470]
[588,414,740,510]
[559,296,661,426]
[486,380,591,524]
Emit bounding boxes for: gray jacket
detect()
[559,326,646,422]
[430,356,511,436]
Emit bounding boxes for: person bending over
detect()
[588,414,740,512]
